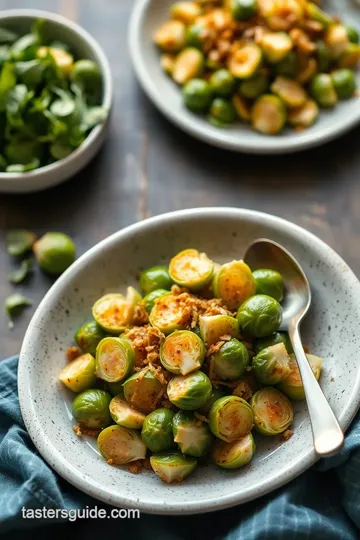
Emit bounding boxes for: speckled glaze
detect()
[19,208,360,514]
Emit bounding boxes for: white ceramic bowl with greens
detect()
[18,208,360,514]
[0,10,112,194]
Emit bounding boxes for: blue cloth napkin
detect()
[1,355,360,539]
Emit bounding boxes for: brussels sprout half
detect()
[169,249,214,290]
[143,289,170,313]
[209,395,254,442]
[160,330,205,375]
[251,95,286,135]
[92,287,141,333]
[140,265,173,295]
[96,337,134,383]
[213,260,256,310]
[72,389,112,429]
[167,371,212,410]
[237,294,282,338]
[150,452,197,484]
[270,76,307,108]
[149,293,189,334]
[213,338,249,381]
[253,331,293,355]
[141,408,175,452]
[261,32,293,63]
[250,387,294,435]
[172,48,204,85]
[199,314,240,346]
[75,320,106,355]
[252,343,291,385]
[199,386,228,416]
[123,369,164,414]
[253,269,284,302]
[288,100,319,129]
[98,425,147,464]
[154,20,186,53]
[213,433,256,469]
[110,395,145,429]
[173,410,213,457]
[278,353,323,400]
[59,353,96,393]
[228,43,262,78]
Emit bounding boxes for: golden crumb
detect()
[128,460,143,474]
[232,372,260,401]
[107,459,114,465]
[143,458,152,470]
[124,325,165,367]
[66,346,81,361]
[133,304,149,326]
[281,429,294,442]
[72,424,83,437]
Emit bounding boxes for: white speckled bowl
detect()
[129,0,360,154]
[19,208,360,514]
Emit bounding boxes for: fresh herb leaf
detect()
[15,59,46,86]
[0,62,16,111]
[5,293,32,329]
[8,258,34,283]
[6,229,36,255]
[84,107,108,129]
[0,27,18,44]
[11,34,38,61]
[6,158,40,172]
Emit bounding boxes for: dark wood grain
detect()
[1,0,360,358]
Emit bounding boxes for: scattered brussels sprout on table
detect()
[153,1,359,135]
[33,232,76,275]
[58,246,325,484]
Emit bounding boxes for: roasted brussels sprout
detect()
[141,408,175,452]
[261,32,293,63]
[239,73,269,99]
[253,331,293,355]
[167,371,212,410]
[209,395,254,442]
[213,338,249,381]
[160,330,205,375]
[149,293,188,334]
[171,2,201,24]
[33,232,75,275]
[251,95,286,135]
[172,47,204,85]
[232,94,251,121]
[270,76,306,108]
[213,260,256,310]
[169,248,214,289]
[331,69,356,99]
[228,0,258,21]
[109,395,145,429]
[74,320,106,355]
[72,389,111,429]
[123,368,164,414]
[98,425,146,464]
[209,69,235,96]
[338,43,360,68]
[325,24,349,59]
[59,353,96,393]
[288,99,319,128]
[213,432,256,469]
[237,294,282,338]
[154,20,186,52]
[186,20,207,49]
[199,386,227,415]
[173,410,213,457]
[252,268,284,302]
[96,337,134,383]
[92,287,141,333]
[199,314,240,346]
[228,43,262,78]
[210,98,236,124]
[305,2,333,27]
[252,343,291,385]
[143,289,170,313]
[150,452,197,483]
[310,73,338,107]
[278,353,322,400]
[250,387,294,435]
[182,79,213,111]
[140,265,173,295]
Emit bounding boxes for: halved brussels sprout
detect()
[305,2,333,28]
[232,94,251,122]
[210,98,236,124]
[251,95,286,135]
[167,371,212,410]
[252,343,291,385]
[123,369,164,413]
[161,53,176,75]
[228,43,262,78]
[183,78,213,111]
[199,386,228,415]
[239,73,269,99]
[199,314,240,347]
[338,43,360,68]
[72,389,112,429]
[96,337,134,383]
[172,48,204,85]
[98,425,146,464]
[264,0,303,31]
[309,73,338,108]
[173,410,213,457]
[186,20,207,49]
[150,452,197,483]
[278,353,322,400]
[143,288,170,313]
[228,0,258,20]
[171,2,201,24]
[253,331,293,355]
[160,330,205,375]
[261,32,293,63]
[296,57,318,85]
[74,320,106,355]
[110,395,145,429]
[288,99,319,128]
[141,408,175,452]
[213,260,256,310]
[92,287,141,333]
[169,248,214,290]
[213,338,249,381]
[140,265,173,295]
[154,20,186,52]
[237,294,282,338]
[149,293,189,334]
[250,387,293,435]
[209,395,254,442]
[270,76,307,108]
[59,353,96,393]
[331,69,356,99]
[213,432,256,469]
[252,268,284,302]
[325,24,349,59]
[209,69,235,97]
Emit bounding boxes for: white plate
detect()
[129,0,360,154]
[19,208,360,514]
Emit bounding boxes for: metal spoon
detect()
[244,238,344,457]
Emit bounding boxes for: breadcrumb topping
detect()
[281,429,294,442]
[72,423,101,438]
[124,325,165,367]
[66,346,81,361]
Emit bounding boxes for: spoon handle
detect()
[288,322,344,457]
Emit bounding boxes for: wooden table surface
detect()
[1,0,360,359]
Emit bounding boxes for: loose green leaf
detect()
[8,258,34,283]
[5,293,32,329]
[11,34,38,60]
[0,63,16,111]
[15,60,46,86]
[83,107,108,129]
[6,158,40,172]
[0,28,18,44]
[50,142,73,160]
[6,229,36,255]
